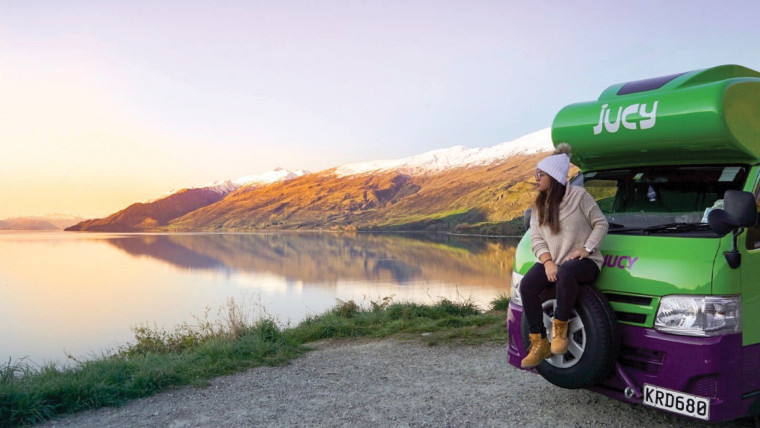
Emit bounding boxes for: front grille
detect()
[604,292,657,327]
[605,293,653,306]
[615,311,647,324]
[619,345,664,374]
[688,375,718,399]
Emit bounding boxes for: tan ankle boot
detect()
[551,318,569,355]
[521,333,551,368]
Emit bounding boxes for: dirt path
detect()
[40,340,755,427]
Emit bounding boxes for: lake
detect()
[0,231,518,365]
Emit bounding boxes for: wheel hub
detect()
[541,299,586,368]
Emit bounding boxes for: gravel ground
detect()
[40,340,757,427]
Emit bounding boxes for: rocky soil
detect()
[40,340,756,427]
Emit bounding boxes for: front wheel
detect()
[521,284,620,389]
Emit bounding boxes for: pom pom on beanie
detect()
[536,143,572,185]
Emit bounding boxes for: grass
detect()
[287,296,509,346]
[0,296,509,427]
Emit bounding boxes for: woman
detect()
[520,143,608,369]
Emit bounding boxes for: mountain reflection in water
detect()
[0,232,518,365]
[106,232,518,287]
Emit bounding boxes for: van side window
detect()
[746,193,760,250]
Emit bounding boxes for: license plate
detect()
[643,384,710,420]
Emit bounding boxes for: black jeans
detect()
[521,258,600,335]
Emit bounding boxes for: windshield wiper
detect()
[607,222,713,235]
[643,222,712,234]
[607,223,646,233]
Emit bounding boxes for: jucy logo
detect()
[593,101,659,135]
[603,254,638,270]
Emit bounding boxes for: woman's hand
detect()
[568,248,590,260]
[544,260,558,282]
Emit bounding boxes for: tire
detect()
[521,283,620,389]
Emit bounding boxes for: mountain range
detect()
[66,168,307,232]
[66,129,555,234]
[0,214,84,231]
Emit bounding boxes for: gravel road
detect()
[40,339,756,427]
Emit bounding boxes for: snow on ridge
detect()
[161,129,552,197]
[202,168,309,194]
[334,128,553,177]
[232,167,308,187]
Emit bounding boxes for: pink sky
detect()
[2,1,760,219]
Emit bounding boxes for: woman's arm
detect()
[530,209,558,280]
[581,191,609,251]
[530,208,550,261]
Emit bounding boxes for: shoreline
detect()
[52,229,525,237]
[37,338,755,428]
[2,299,508,426]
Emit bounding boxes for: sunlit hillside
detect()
[67,188,229,232]
[163,152,547,233]
[69,129,561,234]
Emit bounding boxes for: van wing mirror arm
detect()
[724,227,744,269]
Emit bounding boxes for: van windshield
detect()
[573,165,749,235]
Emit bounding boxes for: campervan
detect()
[507,64,760,422]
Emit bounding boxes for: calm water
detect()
[0,232,518,365]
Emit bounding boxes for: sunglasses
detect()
[535,171,546,181]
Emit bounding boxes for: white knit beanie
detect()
[536,143,571,185]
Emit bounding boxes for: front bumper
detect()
[506,302,756,422]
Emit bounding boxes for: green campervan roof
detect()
[552,65,760,170]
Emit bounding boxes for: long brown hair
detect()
[536,175,566,234]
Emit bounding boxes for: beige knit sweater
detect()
[530,185,608,269]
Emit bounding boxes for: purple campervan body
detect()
[507,301,760,422]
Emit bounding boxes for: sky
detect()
[2,1,760,219]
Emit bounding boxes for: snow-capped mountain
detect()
[232,168,309,187]
[335,128,552,176]
[69,128,555,232]
[193,168,310,194]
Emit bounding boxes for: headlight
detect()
[510,271,524,307]
[655,295,741,336]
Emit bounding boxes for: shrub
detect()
[490,294,510,311]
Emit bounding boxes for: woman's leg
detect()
[553,258,600,322]
[519,262,553,368]
[520,262,552,336]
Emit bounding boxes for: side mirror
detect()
[726,190,757,227]
[707,190,757,269]
[707,210,734,236]
[708,190,757,236]
[523,209,532,231]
